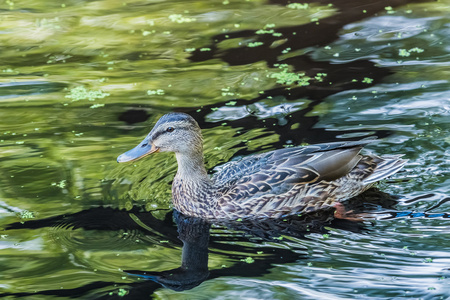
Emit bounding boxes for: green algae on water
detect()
[65,86,110,101]
[241,257,255,263]
[287,3,309,9]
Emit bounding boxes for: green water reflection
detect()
[0,0,449,298]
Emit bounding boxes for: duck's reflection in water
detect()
[127,212,211,291]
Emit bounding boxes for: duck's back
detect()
[212,140,373,190]
[211,140,405,218]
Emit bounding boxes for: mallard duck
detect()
[117,112,406,220]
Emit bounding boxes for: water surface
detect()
[0,0,449,299]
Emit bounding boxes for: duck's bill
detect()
[117,143,160,163]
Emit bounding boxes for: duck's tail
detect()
[363,155,408,184]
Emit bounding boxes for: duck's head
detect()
[117,112,203,163]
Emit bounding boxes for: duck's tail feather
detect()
[363,155,408,184]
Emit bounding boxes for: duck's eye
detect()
[141,143,148,147]
[166,127,174,132]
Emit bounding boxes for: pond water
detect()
[0,0,449,299]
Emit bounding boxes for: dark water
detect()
[0,0,449,299]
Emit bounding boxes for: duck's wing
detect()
[212,140,375,199]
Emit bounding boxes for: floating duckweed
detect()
[423,258,433,263]
[323,234,330,239]
[52,180,67,189]
[225,101,237,106]
[18,210,35,220]
[221,87,236,97]
[147,89,165,95]
[257,251,263,254]
[90,103,105,109]
[398,47,425,58]
[65,86,110,101]
[398,49,411,57]
[256,23,277,35]
[247,41,263,47]
[142,30,155,36]
[168,14,196,23]
[385,6,395,14]
[256,29,274,34]
[269,64,311,86]
[409,47,424,53]
[287,3,309,9]
[185,48,196,52]
[200,48,211,52]
[117,288,128,296]
[241,257,255,263]
[362,77,374,84]
[314,73,327,82]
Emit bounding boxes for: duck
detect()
[117,112,407,220]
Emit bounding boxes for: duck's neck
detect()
[175,151,211,184]
[172,151,215,218]
[174,149,212,187]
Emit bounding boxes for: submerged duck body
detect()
[118,113,406,220]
